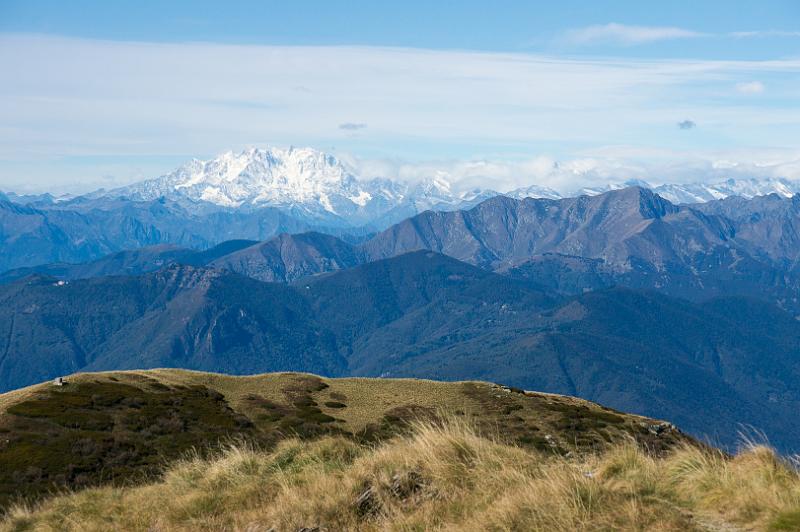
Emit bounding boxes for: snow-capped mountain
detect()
[117,147,375,215]
[504,184,562,200]
[111,147,490,227]
[506,178,800,204]
[651,178,800,204]
[104,146,800,229]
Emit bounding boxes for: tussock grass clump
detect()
[4,418,800,531]
[666,442,800,528]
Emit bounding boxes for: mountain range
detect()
[4,149,800,452]
[101,146,495,229]
[83,146,800,211]
[8,186,800,310]
[2,146,800,274]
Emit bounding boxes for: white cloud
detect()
[730,30,800,38]
[561,26,800,47]
[562,23,706,45]
[339,123,368,131]
[341,148,800,196]
[736,81,765,94]
[0,34,798,192]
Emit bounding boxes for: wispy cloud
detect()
[562,23,706,45]
[736,81,765,94]
[730,30,800,38]
[339,122,367,131]
[0,34,799,191]
[345,148,800,195]
[562,25,800,46]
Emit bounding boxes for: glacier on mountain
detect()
[112,147,493,226]
[104,146,800,228]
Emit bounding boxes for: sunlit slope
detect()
[0,369,689,511]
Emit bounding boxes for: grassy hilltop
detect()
[0,370,798,530]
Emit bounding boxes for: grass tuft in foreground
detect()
[3,417,800,531]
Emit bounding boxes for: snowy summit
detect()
[108,146,800,228]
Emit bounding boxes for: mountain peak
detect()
[95,147,800,230]
[633,186,677,218]
[651,177,800,204]
[107,147,500,226]
[594,186,678,219]
[114,146,369,212]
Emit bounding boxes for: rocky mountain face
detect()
[652,177,800,204]
[2,251,800,452]
[116,147,372,210]
[3,144,800,274]
[0,148,490,272]
[363,187,701,268]
[361,188,800,309]
[548,177,800,204]
[109,147,489,228]
[9,186,800,310]
[692,193,800,264]
[110,146,800,210]
[208,232,365,283]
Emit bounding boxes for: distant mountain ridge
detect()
[68,146,800,212]
[106,147,491,227]
[18,146,795,222]
[564,177,800,204]
[0,195,319,272]
[8,186,800,311]
[2,145,800,273]
[652,177,800,204]
[103,146,800,209]
[359,187,800,310]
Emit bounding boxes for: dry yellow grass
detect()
[0,369,695,514]
[3,417,799,532]
[0,369,498,434]
[0,369,680,454]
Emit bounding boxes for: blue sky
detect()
[1,0,799,192]
[2,0,798,57]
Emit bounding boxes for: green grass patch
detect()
[0,380,256,511]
